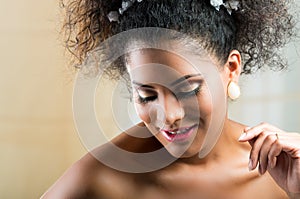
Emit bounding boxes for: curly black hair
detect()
[60,0,296,77]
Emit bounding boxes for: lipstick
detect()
[161,124,197,142]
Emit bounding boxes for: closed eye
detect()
[134,79,203,104]
[138,95,157,103]
[176,86,201,99]
[135,88,157,104]
[174,80,203,99]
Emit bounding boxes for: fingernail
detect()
[244,127,251,132]
[248,159,253,171]
[238,133,247,141]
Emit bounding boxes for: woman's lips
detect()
[161,124,197,142]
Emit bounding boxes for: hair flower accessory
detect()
[107,0,143,22]
[210,0,239,15]
[210,0,223,11]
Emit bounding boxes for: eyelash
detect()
[137,85,201,104]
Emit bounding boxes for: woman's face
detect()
[126,48,230,158]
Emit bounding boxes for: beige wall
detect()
[0,1,86,198]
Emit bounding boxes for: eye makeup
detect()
[135,88,157,104]
[135,79,203,104]
[174,80,203,99]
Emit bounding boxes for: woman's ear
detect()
[225,50,242,82]
[223,50,242,100]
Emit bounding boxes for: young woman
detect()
[42,0,300,198]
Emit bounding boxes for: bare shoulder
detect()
[228,120,288,198]
[41,124,161,199]
[40,152,106,199]
[41,148,140,199]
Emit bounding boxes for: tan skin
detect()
[42,49,300,199]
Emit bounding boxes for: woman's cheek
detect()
[135,104,152,124]
[198,86,214,113]
[198,98,212,117]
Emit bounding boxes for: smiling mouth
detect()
[161,124,198,142]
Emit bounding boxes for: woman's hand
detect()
[238,122,300,196]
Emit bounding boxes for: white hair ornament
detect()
[210,0,240,15]
[107,0,143,22]
[108,0,239,22]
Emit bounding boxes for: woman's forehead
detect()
[126,48,212,73]
[126,48,220,89]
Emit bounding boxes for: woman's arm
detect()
[239,122,300,197]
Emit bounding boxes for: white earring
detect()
[227,81,240,100]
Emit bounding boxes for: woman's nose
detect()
[158,91,185,125]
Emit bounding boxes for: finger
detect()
[269,132,300,157]
[268,139,282,169]
[239,122,282,142]
[248,131,270,171]
[258,134,278,175]
[279,132,300,156]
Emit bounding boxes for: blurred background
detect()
[0,1,299,199]
[0,1,86,198]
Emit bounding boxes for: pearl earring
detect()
[227,81,240,100]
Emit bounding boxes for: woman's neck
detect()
[176,119,246,165]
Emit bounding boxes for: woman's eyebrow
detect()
[170,74,202,86]
[132,73,202,88]
[132,81,154,88]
